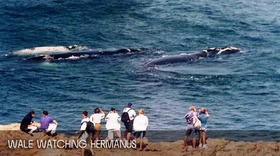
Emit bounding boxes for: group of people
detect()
[74,102,149,155]
[20,103,209,153]
[183,105,210,150]
[75,103,149,143]
[20,110,58,136]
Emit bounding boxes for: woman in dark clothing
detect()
[20,111,37,135]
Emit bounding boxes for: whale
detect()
[145,47,240,67]
[26,48,142,61]
[13,45,88,55]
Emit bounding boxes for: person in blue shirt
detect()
[198,107,210,148]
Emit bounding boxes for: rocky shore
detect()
[0,123,279,156]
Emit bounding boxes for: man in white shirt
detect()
[133,109,148,151]
[75,111,94,156]
[122,102,136,141]
[105,108,121,140]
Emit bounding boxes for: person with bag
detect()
[183,105,198,150]
[75,111,94,156]
[122,102,136,141]
[193,112,201,130]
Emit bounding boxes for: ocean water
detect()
[0,0,280,132]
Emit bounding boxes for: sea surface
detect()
[0,0,280,133]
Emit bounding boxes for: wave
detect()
[13,45,89,56]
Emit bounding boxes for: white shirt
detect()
[105,112,121,130]
[133,114,149,131]
[80,117,90,130]
[90,113,105,124]
[123,107,136,120]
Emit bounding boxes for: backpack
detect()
[121,109,131,123]
[82,121,94,134]
[193,114,201,130]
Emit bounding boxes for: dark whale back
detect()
[145,47,240,67]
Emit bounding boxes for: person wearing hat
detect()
[122,102,136,141]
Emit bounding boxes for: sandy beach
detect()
[0,123,279,156]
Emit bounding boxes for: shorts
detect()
[94,123,101,131]
[79,132,89,144]
[200,127,207,132]
[134,131,146,138]
[46,123,57,134]
[185,124,195,138]
[108,129,121,140]
[200,124,207,131]
[124,120,133,132]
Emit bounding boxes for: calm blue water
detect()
[0,0,280,131]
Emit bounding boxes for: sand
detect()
[0,123,279,156]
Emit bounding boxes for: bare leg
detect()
[95,130,100,140]
[126,132,131,141]
[202,131,206,145]
[192,137,196,148]
[91,132,95,142]
[81,148,84,156]
[198,130,203,147]
[183,136,188,149]
[139,132,143,151]
[124,130,128,140]
[139,138,143,151]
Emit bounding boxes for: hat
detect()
[127,102,133,107]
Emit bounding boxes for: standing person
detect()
[20,111,38,136]
[198,107,210,148]
[183,105,198,150]
[122,102,136,141]
[133,109,149,151]
[89,107,105,140]
[40,110,58,136]
[105,108,121,140]
[75,111,94,156]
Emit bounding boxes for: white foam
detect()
[13,45,88,55]
[66,55,80,60]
